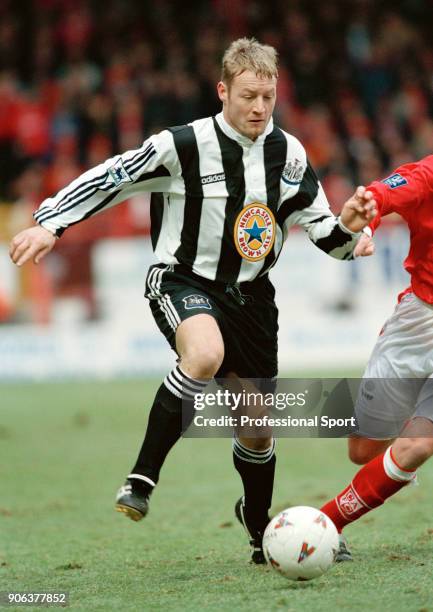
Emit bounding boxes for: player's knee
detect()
[348,447,371,465]
[181,344,224,378]
[394,438,433,468]
[348,440,369,465]
[348,444,376,465]
[348,438,389,465]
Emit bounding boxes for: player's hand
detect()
[9,226,57,266]
[354,233,375,257]
[340,186,377,233]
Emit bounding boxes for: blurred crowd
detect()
[1,0,431,323]
[1,0,432,213]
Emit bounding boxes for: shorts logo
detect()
[281,158,305,185]
[338,487,364,516]
[201,173,225,185]
[182,295,212,310]
[108,159,132,186]
[382,173,408,189]
[234,203,276,262]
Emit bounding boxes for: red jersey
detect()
[367,155,433,305]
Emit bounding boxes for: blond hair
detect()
[221,37,278,86]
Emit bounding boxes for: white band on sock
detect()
[164,365,208,400]
[128,474,156,487]
[383,447,417,482]
[233,437,275,464]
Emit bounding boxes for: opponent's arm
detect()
[352,155,433,257]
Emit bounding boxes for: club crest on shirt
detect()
[107,159,132,186]
[281,158,305,185]
[182,295,212,310]
[234,203,276,262]
[382,173,408,189]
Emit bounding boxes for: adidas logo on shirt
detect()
[201,173,225,185]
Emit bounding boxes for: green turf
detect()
[1,380,432,611]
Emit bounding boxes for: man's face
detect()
[217,70,277,141]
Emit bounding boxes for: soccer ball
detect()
[262,506,339,581]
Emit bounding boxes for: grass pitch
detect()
[1,380,433,611]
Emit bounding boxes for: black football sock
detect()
[129,365,207,487]
[233,437,276,529]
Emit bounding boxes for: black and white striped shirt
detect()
[34,112,360,284]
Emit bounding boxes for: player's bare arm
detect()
[340,186,377,233]
[9,225,56,267]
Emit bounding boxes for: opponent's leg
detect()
[336,430,389,561]
[116,314,224,520]
[328,295,433,558]
[321,417,433,558]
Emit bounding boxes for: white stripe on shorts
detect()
[147,266,181,332]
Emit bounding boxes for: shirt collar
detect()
[215,111,274,146]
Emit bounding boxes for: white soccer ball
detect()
[262,506,339,581]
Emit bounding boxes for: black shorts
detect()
[145,263,278,379]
